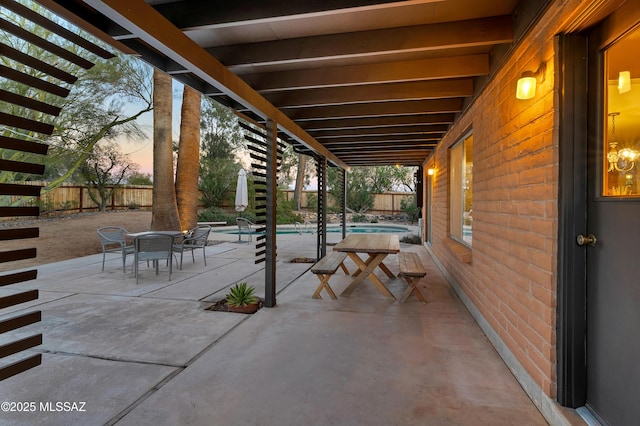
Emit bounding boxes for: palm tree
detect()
[150,69,180,230]
[175,85,201,231]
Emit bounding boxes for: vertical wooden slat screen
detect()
[240,121,283,266]
[242,122,268,264]
[0,0,111,382]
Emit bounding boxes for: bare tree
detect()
[81,142,136,211]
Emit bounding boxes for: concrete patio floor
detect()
[1,228,549,425]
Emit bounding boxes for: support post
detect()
[317,156,327,259]
[341,168,347,240]
[264,119,277,307]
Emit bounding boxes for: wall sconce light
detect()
[516,62,547,100]
[427,168,435,176]
[618,71,631,94]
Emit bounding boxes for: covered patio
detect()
[0,232,550,425]
[7,1,639,424]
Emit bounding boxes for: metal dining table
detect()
[125,231,184,281]
[332,234,400,299]
[125,230,184,239]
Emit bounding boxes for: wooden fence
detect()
[6,182,153,213]
[7,182,414,215]
[280,190,414,214]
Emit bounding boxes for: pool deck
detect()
[0,226,572,425]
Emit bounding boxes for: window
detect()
[450,132,473,245]
[603,28,640,197]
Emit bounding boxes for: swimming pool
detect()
[214,224,411,235]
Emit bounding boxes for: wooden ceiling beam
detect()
[338,152,430,160]
[244,54,489,92]
[322,135,440,149]
[151,0,433,31]
[345,159,425,166]
[338,154,429,161]
[321,138,441,147]
[326,144,437,152]
[210,16,512,70]
[302,114,455,131]
[311,124,449,138]
[341,155,429,158]
[284,99,463,121]
[266,79,473,108]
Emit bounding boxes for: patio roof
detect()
[41,0,551,167]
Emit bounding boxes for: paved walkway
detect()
[0,229,548,425]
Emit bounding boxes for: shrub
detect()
[276,190,303,224]
[236,210,257,223]
[36,198,78,213]
[400,195,419,223]
[400,234,422,244]
[351,214,368,223]
[199,158,240,208]
[198,207,236,224]
[305,192,317,211]
[348,189,374,213]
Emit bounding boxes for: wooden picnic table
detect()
[332,234,400,299]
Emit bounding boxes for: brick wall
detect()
[423,1,590,399]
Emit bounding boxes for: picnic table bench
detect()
[311,251,349,299]
[398,252,427,303]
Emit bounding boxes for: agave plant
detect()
[225,282,258,307]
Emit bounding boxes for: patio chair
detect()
[172,225,211,270]
[133,233,174,284]
[236,217,254,242]
[97,226,134,272]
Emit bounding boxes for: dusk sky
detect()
[119,80,185,176]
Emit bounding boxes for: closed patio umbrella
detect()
[235,168,248,215]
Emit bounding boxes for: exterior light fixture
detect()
[427,168,435,176]
[516,62,547,100]
[618,71,631,94]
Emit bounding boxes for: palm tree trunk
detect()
[175,85,201,231]
[151,69,181,231]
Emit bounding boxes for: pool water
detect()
[214,224,410,235]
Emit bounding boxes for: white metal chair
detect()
[236,217,254,242]
[133,233,174,284]
[172,225,211,270]
[97,226,134,272]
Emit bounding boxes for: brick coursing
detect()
[422,0,593,399]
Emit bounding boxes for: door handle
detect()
[576,234,597,247]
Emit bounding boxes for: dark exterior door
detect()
[584,22,640,426]
[584,200,640,425]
